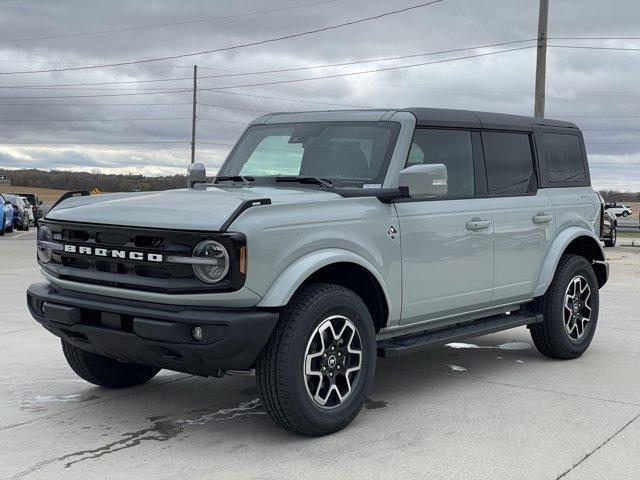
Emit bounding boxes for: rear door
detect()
[482,131,555,303]
[396,128,494,325]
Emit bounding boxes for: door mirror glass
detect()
[397,164,448,198]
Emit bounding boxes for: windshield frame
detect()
[217,121,401,188]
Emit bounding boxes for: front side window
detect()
[483,132,535,196]
[219,122,400,186]
[407,129,475,198]
[544,133,586,184]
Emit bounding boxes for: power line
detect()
[199,103,270,113]
[549,36,640,40]
[0,117,191,122]
[199,45,535,91]
[0,0,342,44]
[0,89,191,100]
[201,90,367,108]
[0,102,193,106]
[0,39,535,89]
[198,117,247,125]
[550,45,640,52]
[0,0,445,75]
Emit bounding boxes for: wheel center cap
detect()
[327,355,337,368]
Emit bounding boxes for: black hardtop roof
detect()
[402,107,578,130]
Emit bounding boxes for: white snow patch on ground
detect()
[446,342,531,350]
[445,342,482,349]
[496,342,531,350]
[448,364,467,372]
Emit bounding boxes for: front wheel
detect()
[604,227,616,247]
[62,340,160,388]
[256,283,376,436]
[530,254,599,359]
[622,211,629,217]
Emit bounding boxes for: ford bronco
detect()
[27,108,609,436]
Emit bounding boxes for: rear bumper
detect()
[27,282,279,375]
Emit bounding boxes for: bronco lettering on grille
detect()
[63,244,163,262]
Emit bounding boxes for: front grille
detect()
[41,221,245,294]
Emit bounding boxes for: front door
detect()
[396,129,494,325]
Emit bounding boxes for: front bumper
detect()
[27,282,279,375]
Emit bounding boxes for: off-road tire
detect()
[256,283,376,436]
[62,339,160,388]
[604,227,616,247]
[530,254,599,359]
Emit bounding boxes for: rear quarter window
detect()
[543,133,586,184]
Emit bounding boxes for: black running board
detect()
[377,312,543,358]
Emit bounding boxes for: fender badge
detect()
[387,226,398,239]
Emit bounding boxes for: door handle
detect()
[532,213,553,224]
[466,219,491,231]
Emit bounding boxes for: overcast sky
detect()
[0,0,638,190]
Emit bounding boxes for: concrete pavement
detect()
[1,230,638,479]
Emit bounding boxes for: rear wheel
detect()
[22,215,29,231]
[62,340,160,388]
[604,227,616,247]
[256,283,376,436]
[530,254,599,359]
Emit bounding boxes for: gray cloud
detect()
[0,0,639,188]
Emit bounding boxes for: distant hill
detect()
[0,168,186,193]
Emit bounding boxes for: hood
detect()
[45,186,342,231]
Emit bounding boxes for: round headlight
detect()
[37,225,53,264]
[191,240,229,284]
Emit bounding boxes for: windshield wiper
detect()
[215,175,254,185]
[275,176,333,188]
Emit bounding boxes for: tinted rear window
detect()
[483,132,535,196]
[543,133,586,183]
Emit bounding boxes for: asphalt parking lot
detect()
[1,230,638,479]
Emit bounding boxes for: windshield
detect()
[218,121,400,186]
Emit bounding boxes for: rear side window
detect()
[543,133,586,183]
[483,132,535,196]
[407,129,475,198]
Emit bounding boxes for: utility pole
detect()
[534,0,549,117]
[190,64,198,163]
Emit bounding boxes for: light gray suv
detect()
[28,108,609,436]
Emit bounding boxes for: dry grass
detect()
[0,185,68,203]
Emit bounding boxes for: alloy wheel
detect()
[303,315,362,408]
[563,275,592,341]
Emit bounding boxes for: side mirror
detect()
[38,200,43,205]
[397,164,448,199]
[187,162,207,188]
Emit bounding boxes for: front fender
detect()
[257,248,393,313]
[533,226,605,297]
